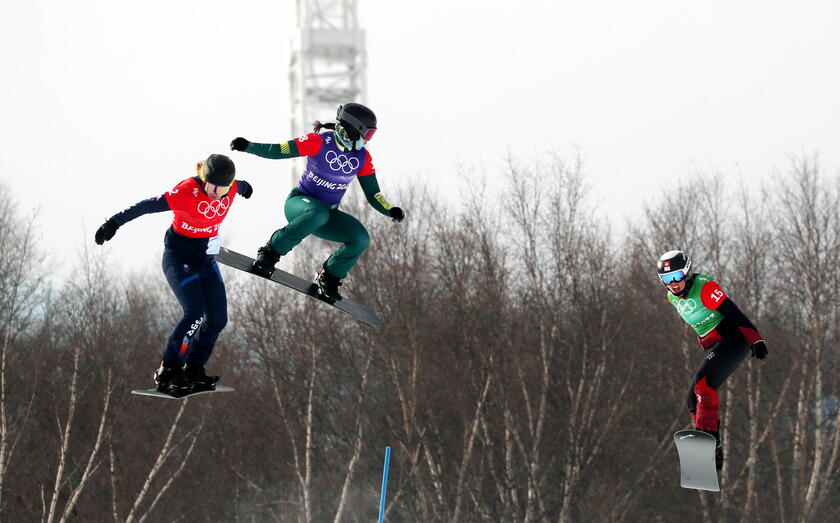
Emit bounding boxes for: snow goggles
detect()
[659,270,688,285]
[361,127,376,141]
[338,112,377,142]
[336,124,373,151]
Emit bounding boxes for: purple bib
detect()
[296,131,367,205]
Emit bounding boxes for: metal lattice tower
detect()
[289,0,367,183]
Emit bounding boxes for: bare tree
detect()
[332,350,373,523]
[0,186,45,515]
[768,154,840,522]
[124,401,203,523]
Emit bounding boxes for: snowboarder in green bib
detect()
[229,103,403,303]
[657,250,767,470]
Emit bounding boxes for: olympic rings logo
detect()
[676,298,697,314]
[197,197,229,219]
[326,150,360,174]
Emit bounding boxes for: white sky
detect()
[1,1,838,277]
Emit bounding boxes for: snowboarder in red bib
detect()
[229,103,404,303]
[95,154,253,396]
[657,250,767,469]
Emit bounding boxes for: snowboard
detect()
[131,385,235,400]
[214,247,382,327]
[674,430,720,492]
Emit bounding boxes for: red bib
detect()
[164,178,237,238]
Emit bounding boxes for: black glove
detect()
[750,340,768,359]
[237,180,253,199]
[230,137,251,151]
[95,219,119,245]
[389,207,404,223]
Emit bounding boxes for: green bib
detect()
[667,274,724,336]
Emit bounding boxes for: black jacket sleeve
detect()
[717,297,763,345]
[110,194,170,226]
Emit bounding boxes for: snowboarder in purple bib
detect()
[657,250,767,470]
[230,103,404,303]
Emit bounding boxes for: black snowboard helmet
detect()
[336,103,377,145]
[657,250,692,286]
[200,154,236,186]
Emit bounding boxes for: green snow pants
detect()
[268,190,370,278]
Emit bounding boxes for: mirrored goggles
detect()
[659,270,688,285]
[336,125,365,150]
[339,124,376,143]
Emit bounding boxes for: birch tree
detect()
[0,187,45,515]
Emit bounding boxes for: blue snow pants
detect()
[161,250,228,366]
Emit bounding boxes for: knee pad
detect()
[693,376,720,431]
[694,377,719,407]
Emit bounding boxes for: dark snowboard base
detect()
[674,430,720,491]
[214,247,382,327]
[131,385,235,400]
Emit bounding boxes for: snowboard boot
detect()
[314,267,343,303]
[183,364,220,392]
[252,243,281,277]
[154,359,193,397]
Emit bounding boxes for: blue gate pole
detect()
[378,446,391,523]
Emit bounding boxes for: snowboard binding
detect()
[314,268,343,304]
[251,243,281,278]
[184,364,220,392]
[154,360,194,397]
